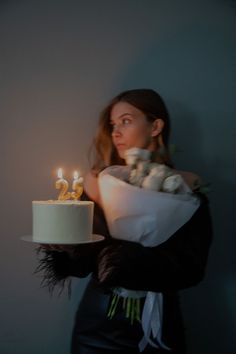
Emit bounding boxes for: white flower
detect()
[124,148,151,166]
[149,163,169,176]
[142,174,164,191]
[129,169,144,186]
[162,174,183,193]
[129,160,150,186]
[142,163,169,191]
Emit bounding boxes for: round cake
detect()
[32,200,94,244]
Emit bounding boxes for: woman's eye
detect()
[122,118,131,125]
[110,117,132,131]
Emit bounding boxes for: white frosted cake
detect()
[32,200,94,244]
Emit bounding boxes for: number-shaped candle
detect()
[55,168,71,200]
[71,171,84,200]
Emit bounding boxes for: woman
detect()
[38,89,213,354]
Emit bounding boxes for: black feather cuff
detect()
[35,247,72,296]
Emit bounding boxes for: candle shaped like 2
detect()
[71,171,84,200]
[55,168,71,200]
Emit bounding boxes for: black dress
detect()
[37,192,212,354]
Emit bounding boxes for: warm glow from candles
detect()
[55,168,71,201]
[57,168,63,179]
[73,170,79,180]
[71,170,83,200]
[54,168,83,200]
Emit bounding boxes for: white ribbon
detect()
[139,292,171,352]
[113,289,171,351]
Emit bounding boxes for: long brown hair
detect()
[90,89,172,174]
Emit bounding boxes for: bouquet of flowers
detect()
[98,148,200,351]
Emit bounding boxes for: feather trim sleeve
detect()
[35,247,72,295]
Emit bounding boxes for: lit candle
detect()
[71,170,84,200]
[55,168,71,200]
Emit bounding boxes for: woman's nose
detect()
[112,124,122,136]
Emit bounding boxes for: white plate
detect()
[21,234,105,245]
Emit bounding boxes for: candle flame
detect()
[73,170,79,180]
[57,168,63,179]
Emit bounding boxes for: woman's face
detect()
[110,101,163,159]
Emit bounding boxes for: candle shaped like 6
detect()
[55,168,71,200]
[71,171,84,200]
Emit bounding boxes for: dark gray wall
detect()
[0,1,235,353]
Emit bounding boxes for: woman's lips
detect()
[116,143,126,150]
[115,141,125,147]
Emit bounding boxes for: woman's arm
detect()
[96,193,213,293]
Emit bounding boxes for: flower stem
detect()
[108,293,118,318]
[123,296,127,310]
[110,294,120,318]
[136,298,141,322]
[131,298,135,325]
[126,297,131,318]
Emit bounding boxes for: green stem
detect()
[126,297,131,318]
[131,298,135,325]
[108,293,118,318]
[110,294,120,318]
[123,296,127,310]
[136,298,141,322]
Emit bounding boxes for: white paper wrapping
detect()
[98,166,200,247]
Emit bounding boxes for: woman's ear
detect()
[151,119,164,137]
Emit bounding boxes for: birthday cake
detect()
[32,200,94,244]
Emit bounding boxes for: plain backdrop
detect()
[0,0,235,353]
